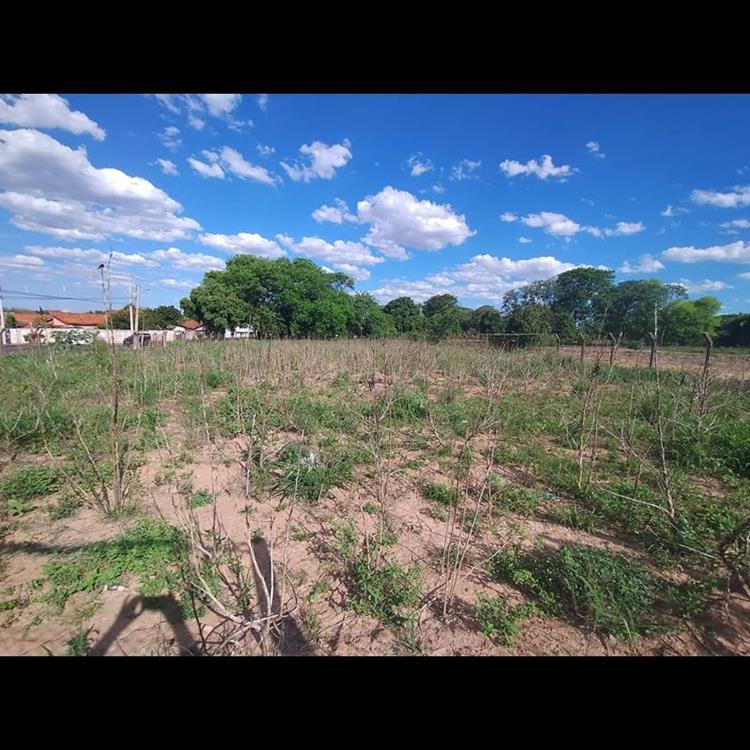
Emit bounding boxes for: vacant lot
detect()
[1,339,748,656]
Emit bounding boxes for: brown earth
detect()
[3,425,748,657]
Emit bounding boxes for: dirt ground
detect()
[2,430,748,657]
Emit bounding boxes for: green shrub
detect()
[422,481,458,507]
[41,519,186,609]
[667,416,750,478]
[204,370,227,389]
[187,489,214,508]
[65,627,92,656]
[48,492,83,521]
[390,388,428,423]
[350,559,421,626]
[489,543,663,639]
[436,396,488,437]
[474,593,535,646]
[277,442,353,503]
[666,579,716,619]
[491,478,547,515]
[0,466,60,501]
[551,505,600,533]
[6,498,33,516]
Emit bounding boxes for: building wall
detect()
[1,328,187,346]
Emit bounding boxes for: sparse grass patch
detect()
[491,478,548,515]
[65,627,93,656]
[474,593,535,646]
[41,519,187,610]
[47,490,83,521]
[550,504,600,533]
[276,442,353,503]
[187,489,214,508]
[422,481,458,507]
[0,466,61,501]
[489,542,665,640]
[349,559,421,627]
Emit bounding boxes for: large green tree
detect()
[181,272,251,336]
[350,293,396,337]
[469,305,504,334]
[422,294,458,319]
[504,303,553,342]
[604,280,686,341]
[141,305,182,330]
[716,314,750,347]
[423,294,461,341]
[382,296,423,334]
[181,256,362,338]
[662,296,721,345]
[553,267,615,333]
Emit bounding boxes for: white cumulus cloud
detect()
[281,139,352,182]
[691,185,750,208]
[161,278,198,290]
[619,254,665,274]
[499,154,576,181]
[155,158,178,175]
[522,211,581,238]
[277,234,382,265]
[312,198,357,224]
[0,94,105,140]
[187,157,225,179]
[450,159,481,181]
[198,232,286,259]
[158,125,181,151]
[370,253,581,305]
[199,94,241,117]
[722,218,750,229]
[151,247,225,271]
[0,253,44,269]
[677,278,733,293]
[25,245,157,267]
[218,146,280,186]
[0,128,200,242]
[661,241,750,264]
[356,186,474,259]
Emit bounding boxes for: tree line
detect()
[176,257,748,346]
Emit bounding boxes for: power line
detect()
[1,291,129,303]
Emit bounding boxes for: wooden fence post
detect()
[646,332,657,369]
[579,332,585,363]
[607,332,616,366]
[554,333,560,354]
[702,332,713,377]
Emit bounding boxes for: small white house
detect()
[224,324,255,339]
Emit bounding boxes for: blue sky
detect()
[1,93,749,313]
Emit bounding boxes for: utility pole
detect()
[128,284,134,333]
[0,285,5,331]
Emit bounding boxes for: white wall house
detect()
[224,324,255,339]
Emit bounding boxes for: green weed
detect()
[475,593,536,646]
[489,542,664,640]
[41,519,187,610]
